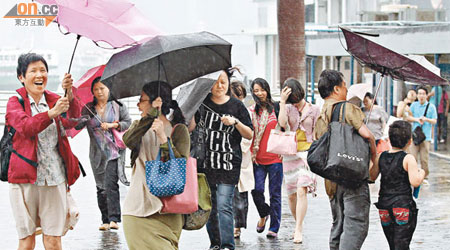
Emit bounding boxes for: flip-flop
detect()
[256,216,269,233]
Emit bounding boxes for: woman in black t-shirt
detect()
[190,69,253,250]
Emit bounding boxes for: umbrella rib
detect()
[204,45,231,67]
[54,6,138,48]
[159,56,169,85]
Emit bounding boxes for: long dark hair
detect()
[142,81,185,125]
[251,78,274,114]
[230,80,247,99]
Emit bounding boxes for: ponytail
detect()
[169,100,185,125]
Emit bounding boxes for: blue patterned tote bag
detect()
[145,138,187,197]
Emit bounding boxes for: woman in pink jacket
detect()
[5,53,82,250]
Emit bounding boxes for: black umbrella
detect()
[101,31,232,99]
[176,78,216,122]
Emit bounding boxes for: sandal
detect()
[256,216,268,233]
[234,228,241,238]
[266,231,278,238]
[109,221,119,230]
[99,223,110,231]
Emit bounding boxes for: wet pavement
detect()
[1,129,450,249]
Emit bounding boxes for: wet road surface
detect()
[1,129,449,249]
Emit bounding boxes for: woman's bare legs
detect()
[294,187,308,243]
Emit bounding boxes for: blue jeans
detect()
[206,183,236,249]
[251,162,283,233]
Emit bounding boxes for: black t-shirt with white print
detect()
[195,94,253,185]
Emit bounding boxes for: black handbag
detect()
[190,105,207,167]
[307,102,370,188]
[412,103,429,146]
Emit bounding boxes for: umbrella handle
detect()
[365,75,384,124]
[61,35,81,119]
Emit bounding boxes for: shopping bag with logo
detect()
[307,102,370,188]
[145,138,187,197]
[267,123,297,155]
[161,157,198,214]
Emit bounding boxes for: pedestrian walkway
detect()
[0,129,449,249]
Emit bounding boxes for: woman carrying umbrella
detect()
[278,78,320,244]
[189,69,253,250]
[121,81,188,249]
[6,53,82,250]
[75,77,131,231]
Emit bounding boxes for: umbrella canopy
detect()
[66,65,106,138]
[176,78,216,122]
[101,31,232,99]
[340,27,448,86]
[347,83,372,101]
[34,0,160,48]
[73,64,106,106]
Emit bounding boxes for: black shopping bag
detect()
[307,102,370,188]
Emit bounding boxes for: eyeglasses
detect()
[138,98,150,103]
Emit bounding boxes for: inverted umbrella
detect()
[340,27,448,86]
[339,27,448,122]
[176,78,216,122]
[101,31,232,99]
[33,0,160,73]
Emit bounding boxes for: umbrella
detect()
[66,65,106,138]
[176,78,216,122]
[101,31,232,99]
[339,27,448,122]
[33,0,160,73]
[340,27,448,86]
[347,83,372,101]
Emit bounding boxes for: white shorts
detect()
[9,182,67,239]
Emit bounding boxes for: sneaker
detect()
[422,179,430,185]
[440,139,445,144]
[208,246,220,250]
[109,221,119,230]
[99,223,110,231]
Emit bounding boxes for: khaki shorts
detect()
[9,182,67,239]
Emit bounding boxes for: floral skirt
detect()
[282,152,317,196]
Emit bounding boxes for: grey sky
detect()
[1,0,258,82]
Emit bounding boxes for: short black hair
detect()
[389,120,412,148]
[282,78,305,104]
[16,53,49,81]
[417,86,428,95]
[318,69,344,99]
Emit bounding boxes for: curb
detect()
[429,151,450,161]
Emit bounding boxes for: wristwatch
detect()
[234,119,240,126]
